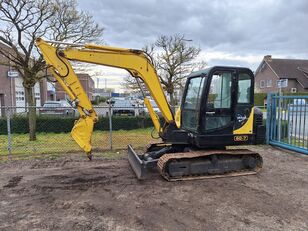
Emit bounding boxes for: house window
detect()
[266,79,272,87]
[260,80,265,88]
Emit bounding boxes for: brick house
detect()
[255,55,308,93]
[0,42,48,115]
[55,73,94,101]
[0,43,15,112]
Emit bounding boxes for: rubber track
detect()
[157,149,263,181]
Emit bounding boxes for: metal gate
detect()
[267,93,308,155]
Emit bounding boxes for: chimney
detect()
[264,55,272,61]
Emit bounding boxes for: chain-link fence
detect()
[0,105,166,159]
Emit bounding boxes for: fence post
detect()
[277,90,282,141]
[288,106,292,144]
[6,107,12,159]
[108,103,113,150]
[266,93,272,144]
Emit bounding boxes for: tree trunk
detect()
[169,92,173,105]
[25,86,37,141]
[169,92,175,113]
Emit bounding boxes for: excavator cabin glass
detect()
[182,76,206,131]
[205,72,232,131]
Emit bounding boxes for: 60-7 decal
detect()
[234,135,248,142]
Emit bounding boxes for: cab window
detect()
[238,73,252,104]
[182,76,205,131]
[207,72,232,109]
[204,72,232,131]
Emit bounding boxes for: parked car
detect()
[39,101,76,117]
[107,97,125,105]
[112,99,136,116]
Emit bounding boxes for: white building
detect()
[14,77,42,113]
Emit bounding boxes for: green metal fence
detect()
[267,93,308,155]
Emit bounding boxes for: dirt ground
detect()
[0,145,307,231]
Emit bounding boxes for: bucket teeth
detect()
[87,152,93,161]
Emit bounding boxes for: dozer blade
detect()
[127,145,158,180]
[71,117,94,155]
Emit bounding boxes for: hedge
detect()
[254,92,308,107]
[0,116,154,135]
[274,120,289,140]
[254,93,267,106]
[284,92,308,96]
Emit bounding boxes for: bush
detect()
[95,116,153,130]
[274,120,289,140]
[284,92,308,96]
[91,96,108,105]
[254,93,267,106]
[0,117,7,134]
[0,115,154,134]
[255,92,308,107]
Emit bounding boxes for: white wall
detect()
[34,83,41,106]
[15,77,42,113]
[14,77,26,113]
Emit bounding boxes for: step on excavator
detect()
[36,38,265,181]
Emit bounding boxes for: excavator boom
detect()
[36,38,174,158]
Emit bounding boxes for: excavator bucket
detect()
[71,117,94,155]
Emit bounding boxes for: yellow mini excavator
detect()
[36,38,265,181]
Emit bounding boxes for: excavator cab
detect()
[181,66,255,146]
[128,66,264,180]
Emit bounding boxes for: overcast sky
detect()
[77,0,308,90]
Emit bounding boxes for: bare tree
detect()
[154,34,203,106]
[0,0,103,140]
[123,74,140,93]
[176,59,207,93]
[124,35,205,105]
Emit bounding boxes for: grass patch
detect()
[281,136,307,147]
[0,128,157,157]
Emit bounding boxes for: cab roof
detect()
[187,66,252,78]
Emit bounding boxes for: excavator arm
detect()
[35,38,174,157]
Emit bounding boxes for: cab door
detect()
[233,70,254,133]
[181,75,206,132]
[202,70,236,135]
